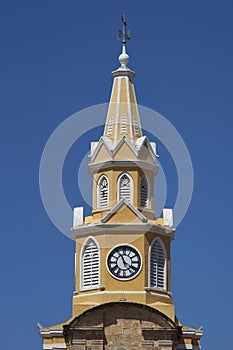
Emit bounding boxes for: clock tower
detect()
[40,14,202,350]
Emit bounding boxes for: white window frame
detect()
[140,175,150,208]
[148,237,167,291]
[117,172,133,204]
[97,174,109,208]
[80,236,100,290]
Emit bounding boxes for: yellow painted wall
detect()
[92,167,155,218]
[73,230,173,319]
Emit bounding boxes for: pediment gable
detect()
[136,136,156,163]
[90,136,157,164]
[138,143,154,163]
[112,136,138,160]
[101,199,147,224]
[91,138,113,163]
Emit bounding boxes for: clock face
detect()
[107,245,142,280]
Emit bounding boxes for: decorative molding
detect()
[125,77,134,141]
[73,290,147,298]
[73,289,171,299]
[43,344,66,349]
[111,67,135,79]
[182,329,203,338]
[72,222,175,240]
[135,135,157,160]
[149,237,167,291]
[140,175,150,208]
[114,76,122,144]
[112,135,138,157]
[90,136,113,162]
[145,287,171,298]
[40,329,63,338]
[103,78,117,136]
[80,236,100,290]
[88,159,158,175]
[90,134,158,169]
[177,345,200,350]
[117,172,134,204]
[97,174,109,208]
[74,286,105,294]
[101,199,147,223]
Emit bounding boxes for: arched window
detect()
[150,238,166,290]
[140,176,149,208]
[97,175,109,207]
[81,237,100,289]
[118,173,133,203]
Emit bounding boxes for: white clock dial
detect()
[107,245,142,280]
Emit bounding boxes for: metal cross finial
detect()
[118,12,131,45]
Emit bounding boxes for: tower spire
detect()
[102,13,142,144]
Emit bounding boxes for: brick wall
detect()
[64,302,180,350]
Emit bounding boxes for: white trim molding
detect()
[72,222,175,240]
[89,159,158,175]
[177,345,200,350]
[43,344,66,349]
[101,199,147,223]
[149,236,167,291]
[80,236,100,290]
[117,172,133,204]
[182,329,203,338]
[140,175,150,208]
[90,137,113,162]
[125,77,134,141]
[73,289,170,299]
[97,174,109,208]
[40,330,63,338]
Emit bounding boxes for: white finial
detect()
[119,44,129,69]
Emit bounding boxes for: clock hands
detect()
[108,245,141,279]
[119,252,127,265]
[118,252,137,271]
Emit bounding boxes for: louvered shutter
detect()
[107,117,114,136]
[82,239,100,289]
[133,116,140,137]
[98,175,108,207]
[140,176,148,207]
[119,174,132,202]
[120,115,128,135]
[150,239,166,290]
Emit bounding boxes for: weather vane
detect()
[118,12,131,45]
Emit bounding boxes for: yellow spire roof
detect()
[103,14,142,145]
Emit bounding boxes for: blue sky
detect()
[1,1,233,349]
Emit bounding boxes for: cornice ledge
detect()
[40,329,64,338]
[88,160,158,175]
[71,222,175,239]
[111,68,135,79]
[181,329,203,339]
